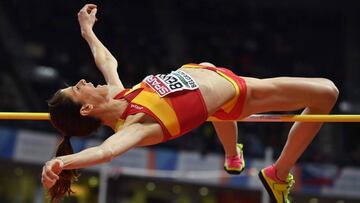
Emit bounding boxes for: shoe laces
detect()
[286,174,295,192]
[273,174,295,193]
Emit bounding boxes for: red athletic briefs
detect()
[113,63,247,141]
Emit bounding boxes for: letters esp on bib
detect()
[143,70,199,97]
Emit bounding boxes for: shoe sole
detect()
[224,166,245,175]
[258,171,278,203]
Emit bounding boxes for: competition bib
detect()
[143,70,199,97]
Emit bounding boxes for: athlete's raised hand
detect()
[78,4,98,35]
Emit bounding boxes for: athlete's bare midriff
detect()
[180,67,237,115]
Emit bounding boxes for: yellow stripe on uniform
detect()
[132,91,180,136]
[181,64,204,68]
[181,63,240,114]
[214,70,240,113]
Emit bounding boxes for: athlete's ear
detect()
[80,104,94,116]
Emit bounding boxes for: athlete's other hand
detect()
[41,158,63,189]
[78,4,98,34]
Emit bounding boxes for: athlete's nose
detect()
[75,79,86,88]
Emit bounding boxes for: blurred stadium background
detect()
[1,0,360,202]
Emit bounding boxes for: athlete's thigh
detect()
[239,77,332,117]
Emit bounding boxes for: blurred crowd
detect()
[0,0,359,166]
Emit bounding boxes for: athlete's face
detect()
[61,79,109,109]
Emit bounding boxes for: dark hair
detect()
[48,89,102,137]
[48,136,78,202]
[47,89,102,201]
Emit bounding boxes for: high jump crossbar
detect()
[0,112,360,122]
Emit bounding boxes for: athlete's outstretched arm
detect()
[41,122,162,189]
[78,4,124,88]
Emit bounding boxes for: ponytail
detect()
[48,136,79,202]
[47,88,101,201]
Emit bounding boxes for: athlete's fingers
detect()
[78,9,88,18]
[41,167,57,188]
[41,166,50,182]
[42,176,56,189]
[86,4,97,10]
[44,162,60,180]
[51,159,64,175]
[41,174,55,186]
[79,4,95,17]
[85,4,97,13]
[90,8,97,16]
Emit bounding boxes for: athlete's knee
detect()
[199,62,216,68]
[320,78,338,99]
[325,79,339,102]
[316,78,339,107]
